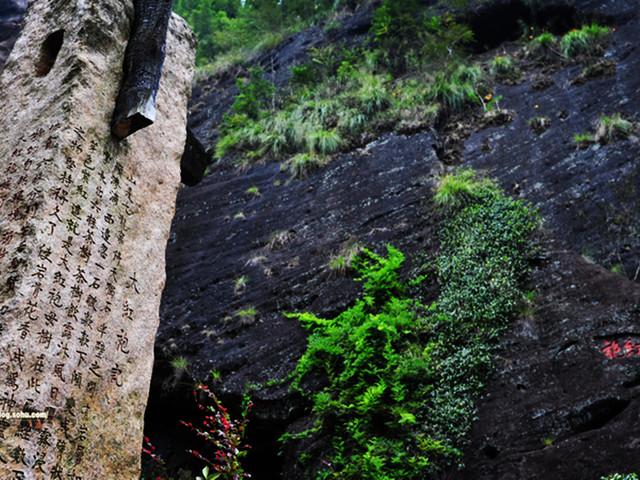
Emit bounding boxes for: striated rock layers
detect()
[0,0,194,478]
[152,0,640,478]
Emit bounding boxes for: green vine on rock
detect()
[283,169,539,479]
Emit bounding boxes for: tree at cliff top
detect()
[173,0,364,66]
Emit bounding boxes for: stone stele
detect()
[0,1,195,478]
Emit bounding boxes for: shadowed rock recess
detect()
[149,0,640,478]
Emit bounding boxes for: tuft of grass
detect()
[210,369,222,381]
[268,230,295,250]
[601,475,639,480]
[285,153,327,179]
[532,32,555,48]
[355,73,391,114]
[610,263,624,274]
[234,275,248,294]
[327,243,364,275]
[489,55,518,81]
[170,356,189,372]
[560,23,610,58]
[595,113,634,144]
[429,64,483,111]
[542,437,554,447]
[573,132,595,149]
[434,169,499,209]
[245,185,261,197]
[307,129,343,155]
[235,307,258,325]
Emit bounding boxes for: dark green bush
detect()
[230,67,275,119]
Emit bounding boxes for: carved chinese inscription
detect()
[0,124,146,478]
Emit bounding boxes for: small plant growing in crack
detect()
[529,116,551,134]
[327,242,364,275]
[234,275,248,295]
[235,307,258,326]
[245,185,261,197]
[573,132,595,149]
[268,229,295,250]
[595,113,634,144]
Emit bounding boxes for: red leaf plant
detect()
[180,383,253,480]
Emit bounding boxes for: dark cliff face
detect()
[150,0,640,478]
[0,0,26,73]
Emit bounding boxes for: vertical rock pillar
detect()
[0,1,195,478]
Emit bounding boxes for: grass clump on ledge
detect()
[283,170,539,479]
[573,132,595,149]
[213,5,479,172]
[429,64,484,112]
[595,113,634,144]
[489,54,519,82]
[560,23,610,58]
[531,32,556,50]
[433,169,499,209]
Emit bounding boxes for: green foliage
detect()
[595,113,634,144]
[601,475,639,480]
[231,67,275,119]
[532,32,555,48]
[489,55,518,81]
[356,73,392,114]
[573,132,595,149]
[284,153,325,178]
[234,275,248,294]
[211,4,479,169]
[291,63,316,86]
[529,32,556,54]
[175,0,365,67]
[434,169,499,209]
[436,176,539,325]
[308,129,343,154]
[235,307,258,325]
[429,64,483,111]
[560,23,610,58]
[328,243,364,274]
[245,185,261,197]
[285,172,538,478]
[170,356,189,372]
[372,2,473,72]
[610,263,624,274]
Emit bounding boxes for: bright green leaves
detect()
[285,170,538,479]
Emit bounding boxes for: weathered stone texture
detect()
[0,1,194,478]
